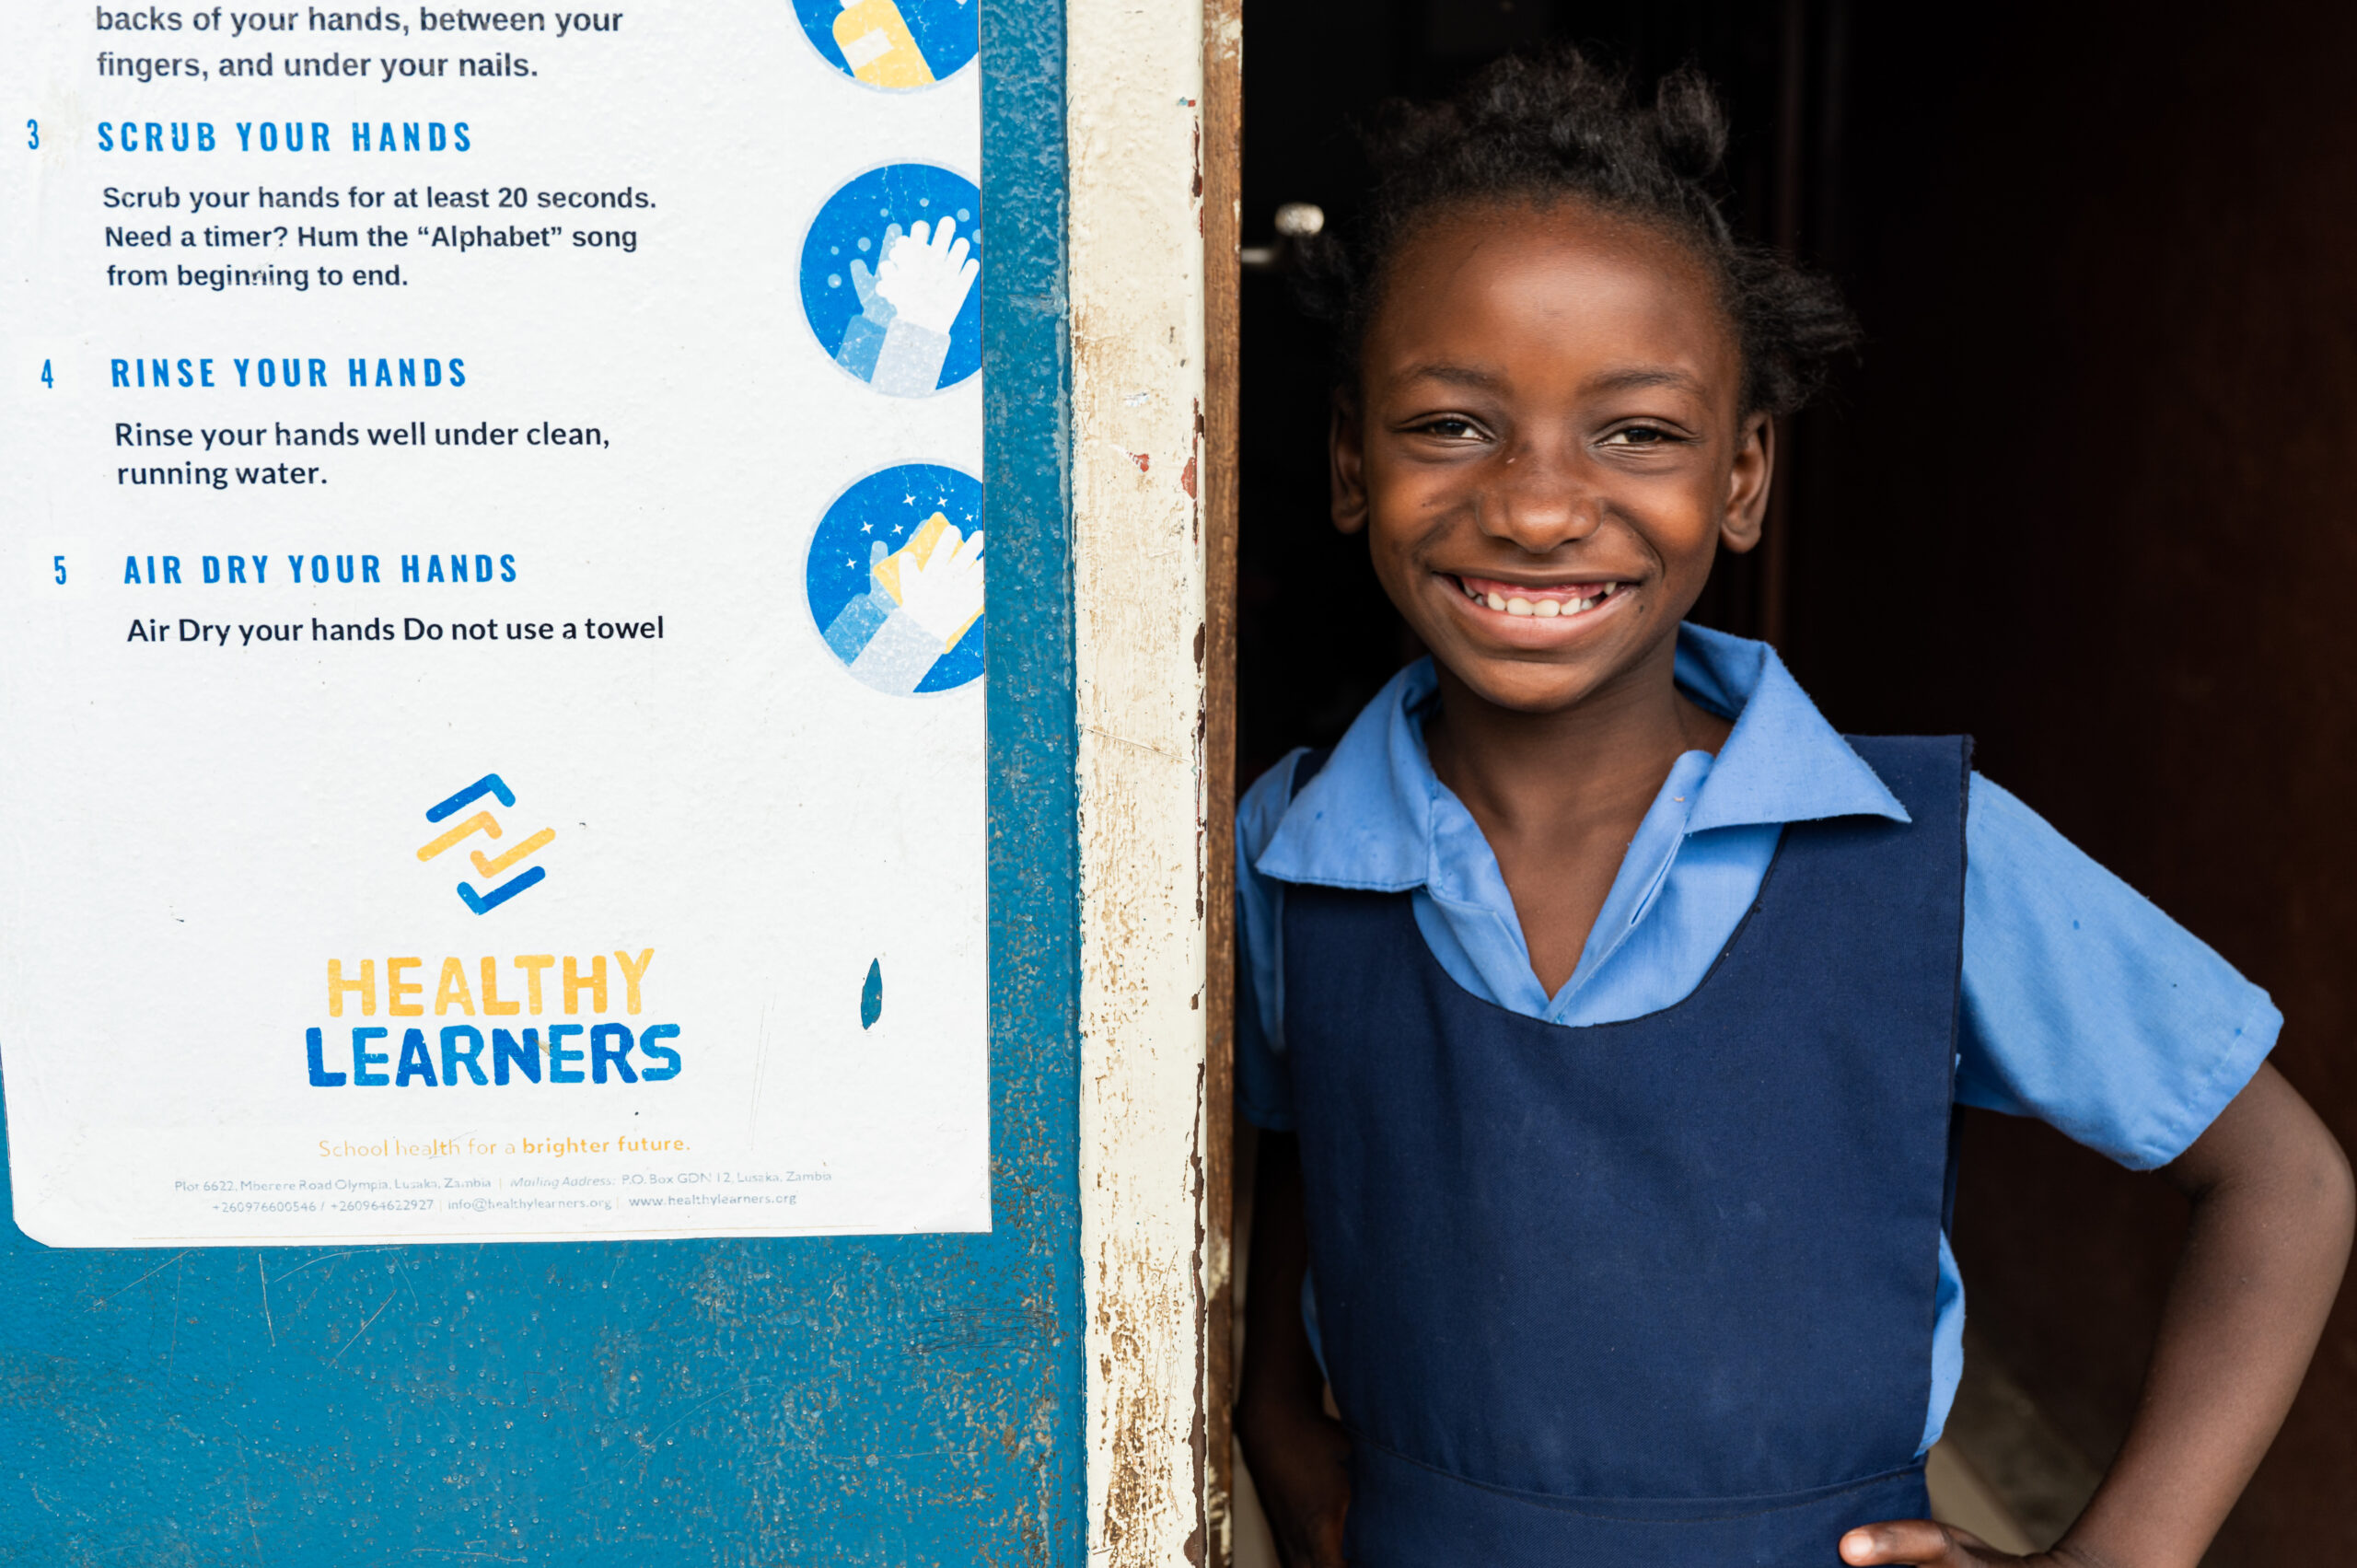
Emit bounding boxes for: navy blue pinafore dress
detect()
[1280,736,1966,1566]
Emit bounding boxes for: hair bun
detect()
[1652,68,1729,181]
[1316,43,1858,417]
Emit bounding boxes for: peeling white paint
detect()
[1069,0,1213,1561]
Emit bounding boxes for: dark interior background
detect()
[1238,1,2357,1558]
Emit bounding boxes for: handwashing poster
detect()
[0,0,988,1245]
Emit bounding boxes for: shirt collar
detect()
[1255,622,1907,892]
[1255,659,1439,893]
[1674,623,1909,832]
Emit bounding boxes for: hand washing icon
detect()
[834,0,933,87]
[806,463,984,695]
[793,0,976,90]
[836,215,981,397]
[801,164,983,398]
[416,774,555,913]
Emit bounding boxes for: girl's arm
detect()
[1237,1132,1353,1568]
[1843,1060,2354,1568]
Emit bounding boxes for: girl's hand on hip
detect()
[1844,1064,2351,1568]
[1246,1401,1352,1568]
[1238,1132,1353,1567]
[1840,1521,2092,1567]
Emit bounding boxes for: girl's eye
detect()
[1602,424,1681,447]
[1409,416,1485,441]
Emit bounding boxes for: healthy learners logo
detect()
[800,164,981,398]
[415,774,554,914]
[807,463,982,694]
[304,952,681,1090]
[791,0,977,89]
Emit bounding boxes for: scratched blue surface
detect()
[0,6,1080,1562]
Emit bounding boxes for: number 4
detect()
[41,359,52,388]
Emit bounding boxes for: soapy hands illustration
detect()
[837,215,980,395]
[871,215,979,335]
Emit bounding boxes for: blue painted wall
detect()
[0,6,1080,1562]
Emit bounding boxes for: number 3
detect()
[25,120,36,151]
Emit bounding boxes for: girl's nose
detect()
[1477,446,1599,552]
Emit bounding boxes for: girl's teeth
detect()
[1458,579,1620,615]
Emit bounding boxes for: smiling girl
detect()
[1233,49,2353,1568]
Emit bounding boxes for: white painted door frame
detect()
[1069,0,1237,1559]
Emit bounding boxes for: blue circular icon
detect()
[791,0,977,89]
[807,463,983,695]
[800,164,981,398]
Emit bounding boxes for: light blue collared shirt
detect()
[1237,624,2280,1454]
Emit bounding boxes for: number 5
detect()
[52,556,65,585]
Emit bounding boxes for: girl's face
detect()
[1332,199,1771,716]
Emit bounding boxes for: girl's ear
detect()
[1719,411,1774,555]
[1329,387,1370,536]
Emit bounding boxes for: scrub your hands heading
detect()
[1235,53,2353,1568]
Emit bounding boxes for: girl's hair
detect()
[1297,47,1858,419]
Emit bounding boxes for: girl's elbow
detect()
[2309,1121,2356,1245]
[2272,1102,2357,1265]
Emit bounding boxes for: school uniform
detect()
[1237,624,2278,1567]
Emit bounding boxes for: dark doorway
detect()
[1237,2,2357,1558]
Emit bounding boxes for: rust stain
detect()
[1190,397,1206,536]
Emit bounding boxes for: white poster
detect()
[0,1,989,1245]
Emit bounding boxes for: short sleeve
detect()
[1236,752,1307,1132]
[1957,773,2280,1169]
